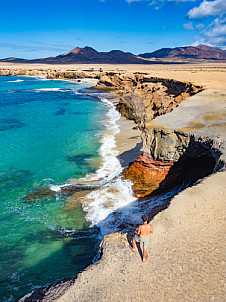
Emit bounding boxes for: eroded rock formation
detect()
[94,72,217,198]
[123,128,218,197]
[95,73,202,124]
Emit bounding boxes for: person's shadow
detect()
[127,230,143,261]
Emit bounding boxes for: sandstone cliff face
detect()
[95,73,202,124]
[124,128,218,197]
[94,72,217,198]
[141,128,190,161]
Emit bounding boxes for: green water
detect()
[0,76,108,301]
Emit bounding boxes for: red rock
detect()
[123,153,175,198]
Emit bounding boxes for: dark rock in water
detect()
[67,153,92,163]
[18,277,76,302]
[61,184,98,195]
[24,188,56,203]
[55,108,66,115]
[0,169,32,195]
[0,118,26,131]
[67,154,95,171]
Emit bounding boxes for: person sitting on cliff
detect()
[130,215,153,262]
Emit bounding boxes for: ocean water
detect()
[0,76,182,302]
[0,76,111,301]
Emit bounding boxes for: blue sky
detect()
[0,0,225,59]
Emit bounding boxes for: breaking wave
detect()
[7,79,24,83]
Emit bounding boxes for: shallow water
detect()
[0,76,107,301]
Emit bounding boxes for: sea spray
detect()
[80,97,138,235]
[7,79,24,83]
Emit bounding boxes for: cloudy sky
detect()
[0,0,225,59]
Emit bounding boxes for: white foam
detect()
[78,97,141,235]
[7,79,24,83]
[75,97,122,184]
[83,176,137,235]
[48,95,149,236]
[34,88,63,92]
[50,183,71,192]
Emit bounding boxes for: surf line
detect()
[50,92,138,236]
[80,96,137,236]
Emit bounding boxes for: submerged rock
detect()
[24,188,56,203]
[61,184,99,195]
[0,169,32,194]
[67,153,92,163]
[0,118,26,131]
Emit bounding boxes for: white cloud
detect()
[196,23,205,30]
[205,17,226,37]
[126,0,194,3]
[187,0,226,49]
[188,0,226,20]
[126,0,149,3]
[183,22,194,30]
[194,17,226,49]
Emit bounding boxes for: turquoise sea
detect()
[0,75,185,302]
[0,76,109,301]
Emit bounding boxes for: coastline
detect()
[47,64,226,302]
[1,63,225,301]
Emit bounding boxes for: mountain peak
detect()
[69,46,97,55]
[139,44,226,61]
[69,47,83,54]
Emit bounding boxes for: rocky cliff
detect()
[124,128,219,197]
[93,72,220,198]
[95,73,202,124]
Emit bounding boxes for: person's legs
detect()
[142,238,149,261]
[130,234,140,251]
[143,247,147,261]
[130,237,136,251]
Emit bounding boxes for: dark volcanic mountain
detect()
[1,46,148,64]
[1,45,225,64]
[139,44,226,61]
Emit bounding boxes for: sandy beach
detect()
[2,62,225,301]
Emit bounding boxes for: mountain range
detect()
[1,44,225,64]
[139,44,226,61]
